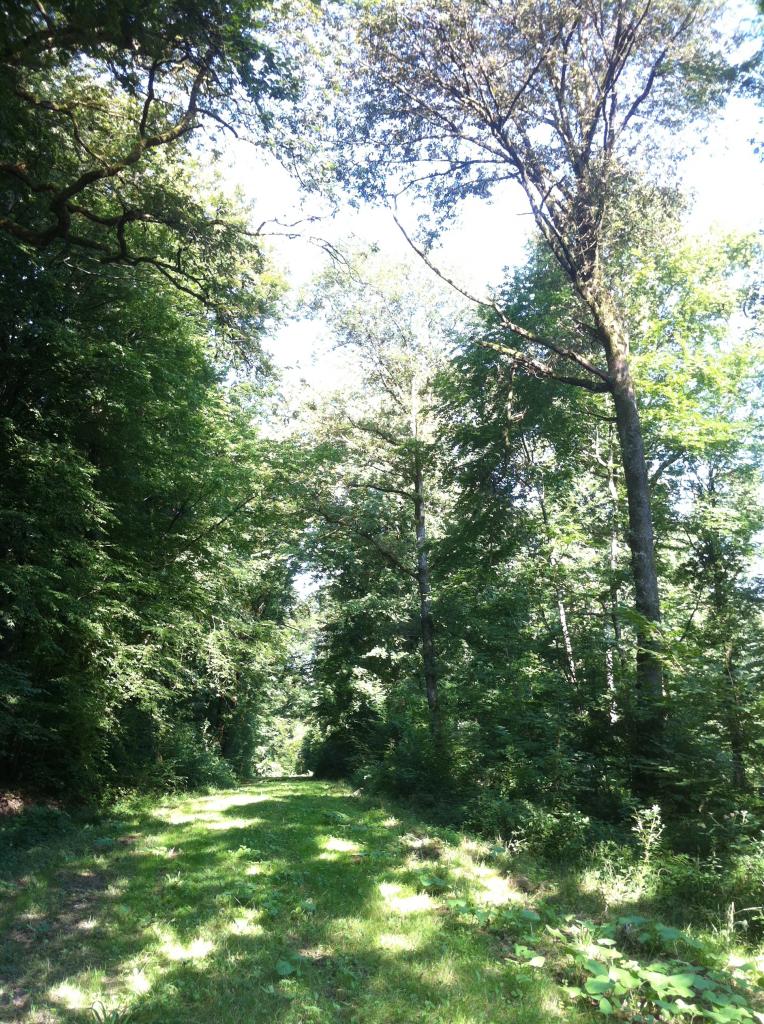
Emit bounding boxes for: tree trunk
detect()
[605,340,664,795]
[723,646,748,792]
[604,426,623,723]
[706,518,748,792]
[413,453,440,741]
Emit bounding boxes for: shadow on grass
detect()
[1,781,570,1024]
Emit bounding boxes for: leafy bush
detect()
[146,723,237,792]
[463,793,592,862]
[648,847,764,939]
[299,727,362,779]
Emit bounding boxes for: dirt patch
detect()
[51,869,109,936]
[0,791,63,817]
[0,986,31,1014]
[117,834,140,846]
[402,832,445,861]
[7,929,34,948]
[57,868,106,892]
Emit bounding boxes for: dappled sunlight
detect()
[228,915,264,937]
[299,943,334,961]
[320,835,361,856]
[477,872,515,906]
[390,892,435,914]
[128,968,151,994]
[161,936,215,961]
[377,931,419,952]
[49,981,89,1010]
[159,811,196,825]
[205,816,261,830]
[3,781,579,1024]
[379,881,435,915]
[201,793,275,812]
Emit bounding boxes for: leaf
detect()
[586,977,613,996]
[655,998,681,1015]
[599,996,614,1015]
[609,966,640,990]
[598,947,623,960]
[275,959,295,977]
[526,956,546,968]
[519,909,541,921]
[514,944,536,960]
[583,959,610,976]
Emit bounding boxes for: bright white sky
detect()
[220,85,764,395]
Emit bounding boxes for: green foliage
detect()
[90,1002,134,1024]
[0,194,298,799]
[1,1,296,338]
[463,796,593,863]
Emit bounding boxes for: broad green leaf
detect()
[585,977,613,996]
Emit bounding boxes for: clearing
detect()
[1,781,761,1024]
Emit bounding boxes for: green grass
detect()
[0,779,582,1023]
[2,781,762,1024]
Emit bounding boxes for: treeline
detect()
[0,1,304,796]
[297,241,764,851]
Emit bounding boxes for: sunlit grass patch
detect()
[1,780,593,1024]
[377,931,419,952]
[161,936,215,961]
[49,981,89,1010]
[321,835,361,854]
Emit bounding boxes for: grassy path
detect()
[0,780,579,1024]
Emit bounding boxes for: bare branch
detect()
[392,208,611,389]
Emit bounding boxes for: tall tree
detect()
[334,0,745,791]
[302,253,455,749]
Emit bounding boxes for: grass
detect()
[0,779,581,1024]
[1,780,762,1024]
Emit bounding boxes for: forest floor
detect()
[0,780,761,1024]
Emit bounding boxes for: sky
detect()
[219,69,764,395]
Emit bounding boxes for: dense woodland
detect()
[1,0,764,916]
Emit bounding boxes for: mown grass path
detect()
[0,780,582,1024]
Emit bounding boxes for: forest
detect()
[1,2,763,1022]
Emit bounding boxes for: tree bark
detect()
[600,425,623,723]
[604,337,664,795]
[413,453,439,739]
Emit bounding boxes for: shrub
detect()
[145,722,237,792]
[463,793,592,862]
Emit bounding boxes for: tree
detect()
[300,253,456,753]
[0,210,299,795]
[0,0,295,336]
[335,0,745,791]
